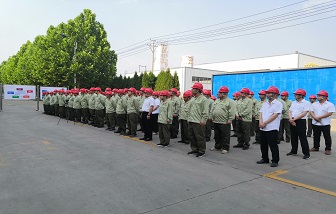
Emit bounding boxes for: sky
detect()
[0,0,335,76]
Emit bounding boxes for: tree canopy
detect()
[0,9,117,89]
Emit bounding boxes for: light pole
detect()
[61,34,77,88]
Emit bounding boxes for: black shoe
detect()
[145,138,152,141]
[125,132,131,136]
[110,128,116,131]
[120,131,125,135]
[206,138,211,142]
[303,155,310,160]
[250,134,255,137]
[187,151,198,155]
[163,144,170,148]
[157,144,163,147]
[184,141,190,144]
[139,137,146,140]
[114,130,121,133]
[178,140,185,143]
[252,141,260,144]
[231,134,237,137]
[97,126,104,128]
[286,152,297,156]
[106,128,111,130]
[196,153,205,157]
[270,162,278,167]
[286,140,290,143]
[242,146,249,150]
[233,144,244,148]
[307,135,311,137]
[256,159,269,164]
[131,134,137,137]
[171,135,177,139]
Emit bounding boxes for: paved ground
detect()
[0,100,335,214]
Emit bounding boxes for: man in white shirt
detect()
[309,90,335,155]
[257,86,282,167]
[287,89,311,159]
[140,88,155,141]
[152,91,160,135]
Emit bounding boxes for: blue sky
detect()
[0,0,335,75]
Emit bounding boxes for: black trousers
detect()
[205,119,212,140]
[278,118,291,141]
[159,123,171,146]
[255,120,261,142]
[312,125,332,151]
[290,119,310,155]
[142,112,153,140]
[260,130,280,163]
[117,114,127,133]
[188,122,206,154]
[152,114,159,133]
[74,109,82,122]
[307,118,313,136]
[180,119,189,142]
[171,116,179,137]
[236,120,251,147]
[213,123,231,151]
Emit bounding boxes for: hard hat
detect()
[249,91,254,95]
[95,87,101,91]
[106,91,112,96]
[240,87,250,94]
[309,95,317,99]
[129,87,137,93]
[236,92,241,97]
[317,90,328,97]
[160,90,169,96]
[191,82,203,90]
[211,95,216,101]
[281,91,289,97]
[118,89,124,94]
[113,88,118,93]
[90,87,95,91]
[145,88,153,94]
[266,86,280,95]
[183,91,192,98]
[203,89,211,95]
[218,86,229,93]
[140,87,146,91]
[293,89,306,96]
[105,87,111,92]
[258,90,267,95]
[170,88,178,93]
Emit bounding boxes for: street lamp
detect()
[61,34,77,88]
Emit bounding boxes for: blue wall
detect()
[212,67,336,105]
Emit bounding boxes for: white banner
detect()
[40,86,67,100]
[4,85,36,100]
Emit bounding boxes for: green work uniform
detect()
[158,99,173,146]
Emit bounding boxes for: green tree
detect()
[172,71,180,90]
[154,69,173,91]
[148,71,157,89]
[142,71,150,88]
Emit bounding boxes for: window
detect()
[192,76,212,84]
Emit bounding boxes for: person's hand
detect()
[259,122,266,129]
[200,121,205,126]
[227,120,232,124]
[147,115,150,120]
[173,114,177,117]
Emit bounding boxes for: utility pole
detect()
[149,40,157,73]
[73,41,77,88]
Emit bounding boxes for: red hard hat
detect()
[317,90,328,97]
[281,91,289,97]
[118,89,124,94]
[258,90,267,95]
[249,91,254,95]
[218,86,229,93]
[152,91,159,96]
[90,87,95,91]
[191,82,203,90]
[177,91,180,96]
[124,88,129,92]
[106,91,112,96]
[105,87,111,92]
[101,91,105,95]
[113,88,118,93]
[145,88,153,94]
[80,88,86,93]
[129,87,137,93]
[266,86,280,95]
[140,87,146,91]
[240,87,250,94]
[203,89,211,95]
[211,95,216,101]
[236,92,241,97]
[160,90,169,96]
[183,91,192,98]
[95,87,101,91]
[294,89,306,96]
[170,88,178,93]
[309,95,317,99]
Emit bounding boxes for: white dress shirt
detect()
[152,98,160,114]
[311,101,335,126]
[289,99,310,119]
[259,99,283,131]
[141,96,155,112]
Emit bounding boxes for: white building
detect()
[124,52,336,93]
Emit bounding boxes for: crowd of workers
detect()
[42,83,335,167]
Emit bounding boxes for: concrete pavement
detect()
[0,100,335,214]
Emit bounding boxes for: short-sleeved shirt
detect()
[152,98,160,114]
[141,96,155,112]
[311,101,335,126]
[259,99,283,131]
[289,99,310,119]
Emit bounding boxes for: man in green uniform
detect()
[178,90,192,144]
[307,95,317,137]
[43,92,50,114]
[73,90,82,122]
[138,87,146,131]
[88,88,97,125]
[126,87,139,137]
[58,90,66,118]
[105,91,117,131]
[233,87,253,150]
[209,86,236,154]
[275,91,288,144]
[278,91,292,142]
[68,90,75,121]
[54,90,59,117]
[203,89,214,142]
[249,91,258,137]
[113,88,120,127]
[253,90,267,144]
[80,89,89,124]
[170,88,181,139]
[157,90,173,147]
[95,87,106,128]
[115,89,127,135]
[50,92,56,116]
[187,83,209,157]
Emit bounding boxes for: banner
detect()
[40,86,67,100]
[4,85,36,100]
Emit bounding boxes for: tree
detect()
[148,71,157,89]
[172,71,180,90]
[142,71,150,88]
[154,69,173,91]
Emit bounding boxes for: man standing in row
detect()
[127,88,139,137]
[253,90,267,144]
[170,88,181,139]
[178,90,192,144]
[310,90,335,155]
[278,91,291,143]
[140,88,155,141]
[203,89,214,142]
[307,95,317,137]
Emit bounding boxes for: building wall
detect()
[298,53,336,68]
[194,54,299,72]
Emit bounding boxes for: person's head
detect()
[293,89,306,101]
[240,87,250,99]
[317,90,328,103]
[280,91,289,101]
[160,90,169,101]
[144,88,153,98]
[258,90,267,100]
[248,91,254,99]
[217,86,229,100]
[309,95,317,103]
[95,87,101,94]
[170,88,178,97]
[202,89,211,98]
[183,90,192,102]
[266,86,280,101]
[191,83,203,96]
[128,87,136,96]
[106,91,112,98]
